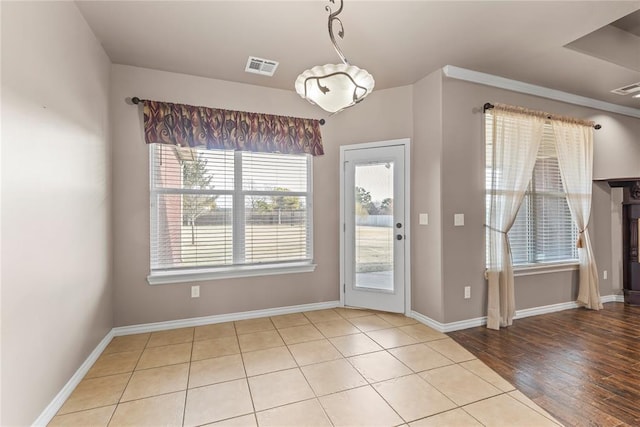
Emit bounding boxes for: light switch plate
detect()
[191,285,200,298]
[454,214,465,227]
[419,213,429,225]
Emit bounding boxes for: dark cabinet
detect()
[602,179,640,305]
[623,185,640,305]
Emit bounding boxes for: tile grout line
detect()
[286,312,339,426]
[179,328,195,427]
[51,336,151,420]
[108,333,151,425]
[455,359,516,395]
[237,319,259,420]
[457,406,488,427]
[304,310,418,424]
[324,321,504,425]
[49,403,117,419]
[457,390,513,426]
[504,390,564,426]
[391,356,508,425]
[360,334,457,425]
[300,310,366,426]
[269,315,326,417]
[368,381,408,424]
[228,321,260,423]
[186,322,256,425]
[107,390,192,408]
[107,332,193,423]
[272,309,362,425]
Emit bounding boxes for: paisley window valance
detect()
[142,100,324,156]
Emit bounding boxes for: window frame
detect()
[485,117,579,274]
[147,145,316,285]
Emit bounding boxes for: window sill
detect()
[513,262,579,277]
[147,262,317,285]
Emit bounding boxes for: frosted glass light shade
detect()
[295,63,375,113]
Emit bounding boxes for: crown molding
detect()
[443,65,640,119]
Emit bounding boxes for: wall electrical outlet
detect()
[191,285,200,298]
[464,286,471,299]
[454,214,465,227]
[603,270,608,280]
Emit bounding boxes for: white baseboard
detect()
[604,294,625,303]
[32,330,114,426]
[514,300,579,320]
[410,311,486,333]
[409,311,445,332]
[411,294,624,333]
[112,300,341,336]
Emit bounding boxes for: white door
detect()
[341,142,408,313]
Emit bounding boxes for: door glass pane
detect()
[354,161,394,291]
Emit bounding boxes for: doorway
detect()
[340,139,410,313]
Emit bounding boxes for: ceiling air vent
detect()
[611,82,640,95]
[245,56,279,77]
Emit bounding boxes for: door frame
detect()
[339,138,411,314]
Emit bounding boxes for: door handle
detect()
[396,234,403,240]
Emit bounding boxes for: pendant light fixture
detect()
[295,0,375,114]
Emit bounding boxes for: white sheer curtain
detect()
[552,121,602,310]
[486,106,544,330]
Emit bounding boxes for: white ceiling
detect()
[76,1,640,109]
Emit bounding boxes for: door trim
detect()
[339,138,411,314]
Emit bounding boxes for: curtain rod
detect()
[131,97,326,126]
[483,103,601,130]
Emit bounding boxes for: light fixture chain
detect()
[326,0,349,65]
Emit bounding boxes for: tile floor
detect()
[49,308,562,426]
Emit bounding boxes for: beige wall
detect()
[1,2,112,425]
[111,64,638,328]
[411,70,445,322]
[110,64,412,326]
[439,77,639,323]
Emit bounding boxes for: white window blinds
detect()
[150,145,312,273]
[486,116,578,267]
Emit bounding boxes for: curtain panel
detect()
[486,105,544,330]
[143,100,324,156]
[552,121,602,310]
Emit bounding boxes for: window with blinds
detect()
[150,144,312,274]
[485,115,578,267]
